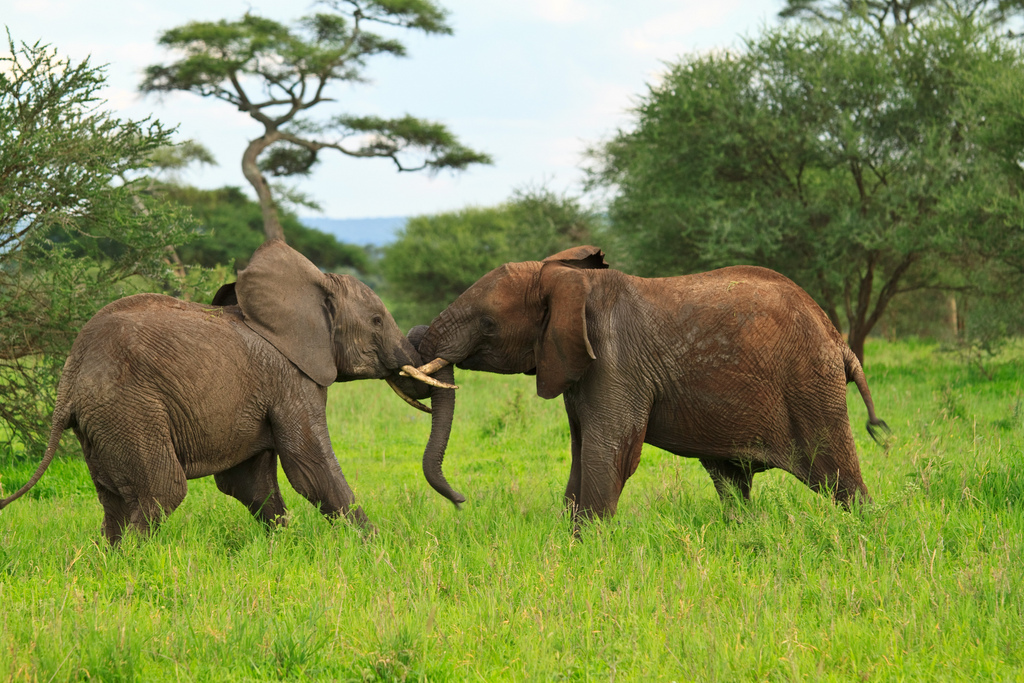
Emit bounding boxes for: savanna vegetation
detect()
[378,188,602,329]
[3,0,1024,679]
[140,0,490,242]
[584,10,1024,363]
[168,185,369,274]
[1,339,1022,680]
[0,37,201,459]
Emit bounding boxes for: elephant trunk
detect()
[421,363,465,507]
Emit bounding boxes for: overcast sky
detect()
[6,0,783,219]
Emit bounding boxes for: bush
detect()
[380,188,602,329]
[169,185,369,273]
[0,37,197,462]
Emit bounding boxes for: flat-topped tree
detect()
[141,0,491,242]
[586,13,1024,364]
[778,0,1024,36]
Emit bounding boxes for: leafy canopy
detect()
[779,0,1024,36]
[141,1,491,241]
[169,185,369,273]
[0,36,198,460]
[587,13,1024,362]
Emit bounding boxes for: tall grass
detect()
[1,339,1022,680]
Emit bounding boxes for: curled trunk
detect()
[421,363,465,506]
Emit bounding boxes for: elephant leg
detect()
[801,426,871,507]
[129,484,186,538]
[274,425,369,530]
[128,450,188,539]
[214,450,286,526]
[279,453,367,527]
[700,458,757,502]
[79,432,130,544]
[574,415,648,523]
[778,413,870,507]
[81,425,187,544]
[563,402,583,515]
[272,385,373,532]
[95,484,132,545]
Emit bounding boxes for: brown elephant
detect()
[407,246,888,523]
[0,240,446,544]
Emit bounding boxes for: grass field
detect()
[0,338,1022,681]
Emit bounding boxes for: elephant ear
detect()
[235,239,337,387]
[211,282,237,306]
[534,262,597,399]
[542,245,609,270]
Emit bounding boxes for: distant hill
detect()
[300,216,407,247]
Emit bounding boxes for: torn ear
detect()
[542,245,609,270]
[534,262,597,399]
[235,239,338,387]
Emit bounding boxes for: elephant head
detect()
[234,239,447,402]
[409,246,609,505]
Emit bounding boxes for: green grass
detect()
[1,338,1022,681]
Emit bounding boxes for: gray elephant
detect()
[0,240,447,544]
[404,246,888,524]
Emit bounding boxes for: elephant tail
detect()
[0,402,72,510]
[844,347,890,444]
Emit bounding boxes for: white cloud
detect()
[11,0,74,15]
[522,0,593,24]
[3,0,781,218]
[623,1,767,58]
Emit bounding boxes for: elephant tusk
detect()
[415,357,449,376]
[400,364,459,390]
[385,377,433,414]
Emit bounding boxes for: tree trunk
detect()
[241,135,286,243]
[947,295,960,340]
[843,253,918,365]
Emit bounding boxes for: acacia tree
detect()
[1,36,196,460]
[779,0,1024,35]
[587,15,1024,363]
[141,0,491,242]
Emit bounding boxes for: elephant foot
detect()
[722,504,749,524]
[338,504,376,538]
[360,522,379,542]
[260,511,289,530]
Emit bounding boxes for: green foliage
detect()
[940,266,1024,371]
[1,339,1023,679]
[328,113,493,171]
[147,139,217,174]
[140,1,490,241]
[779,0,1024,35]
[167,185,369,273]
[587,14,1024,361]
[0,37,198,461]
[379,188,602,328]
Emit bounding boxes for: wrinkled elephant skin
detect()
[415,246,888,523]
[0,240,422,544]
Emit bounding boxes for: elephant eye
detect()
[479,315,497,336]
[371,314,384,329]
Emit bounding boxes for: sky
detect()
[5,0,784,220]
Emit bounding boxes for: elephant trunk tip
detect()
[420,363,464,508]
[423,465,466,508]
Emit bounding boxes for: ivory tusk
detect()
[385,377,433,414]
[400,364,459,390]
[416,358,449,376]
